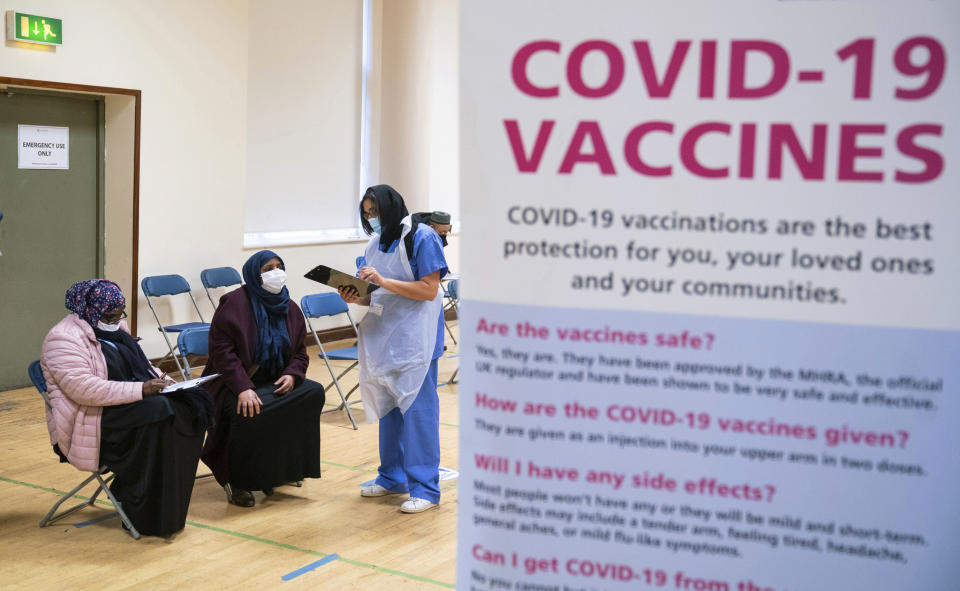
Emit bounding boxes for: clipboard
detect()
[304,264,379,296]
[162,373,220,393]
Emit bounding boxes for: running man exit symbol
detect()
[7,11,63,46]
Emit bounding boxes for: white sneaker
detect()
[361,483,401,497]
[400,497,438,513]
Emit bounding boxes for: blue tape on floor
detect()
[282,553,340,581]
[74,513,117,528]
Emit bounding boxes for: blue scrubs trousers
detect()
[374,359,441,503]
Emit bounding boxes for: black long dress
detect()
[200,287,325,492]
[96,329,212,537]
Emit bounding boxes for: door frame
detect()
[0,76,141,334]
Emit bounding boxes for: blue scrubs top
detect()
[360,224,448,360]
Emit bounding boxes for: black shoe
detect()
[230,488,255,507]
[263,487,275,497]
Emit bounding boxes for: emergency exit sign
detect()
[5,11,62,46]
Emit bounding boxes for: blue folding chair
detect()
[200,266,242,311]
[141,274,210,380]
[29,360,141,539]
[441,278,459,345]
[301,293,361,429]
[443,279,460,383]
[170,331,218,482]
[176,326,210,379]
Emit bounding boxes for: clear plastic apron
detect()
[358,217,441,421]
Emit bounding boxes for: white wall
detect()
[241,0,459,339]
[378,0,459,219]
[1,0,250,356]
[245,0,363,236]
[103,94,136,302]
[0,0,460,358]
[241,0,461,335]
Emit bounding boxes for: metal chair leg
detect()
[146,296,189,380]
[96,473,140,539]
[39,472,100,527]
[443,318,458,344]
[332,383,361,411]
[39,469,140,539]
[180,353,195,380]
[159,328,188,380]
[319,357,358,429]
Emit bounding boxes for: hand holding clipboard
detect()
[304,264,379,296]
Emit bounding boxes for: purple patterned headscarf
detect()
[64,279,126,327]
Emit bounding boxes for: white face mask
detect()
[97,320,122,332]
[261,268,286,294]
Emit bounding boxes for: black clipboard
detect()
[304,264,379,296]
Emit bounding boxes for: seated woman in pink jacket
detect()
[41,279,212,537]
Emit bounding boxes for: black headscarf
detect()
[95,319,214,431]
[95,326,160,383]
[241,250,291,377]
[360,184,410,253]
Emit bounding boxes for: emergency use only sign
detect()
[18,125,69,169]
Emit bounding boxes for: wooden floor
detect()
[0,324,461,590]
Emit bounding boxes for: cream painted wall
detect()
[1,0,249,357]
[1,0,460,359]
[378,0,459,219]
[103,94,136,304]
[425,0,458,218]
[237,0,460,341]
[245,0,363,235]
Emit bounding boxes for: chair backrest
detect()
[201,267,242,290]
[200,267,242,311]
[447,279,459,300]
[141,274,206,326]
[355,255,365,270]
[301,293,349,319]
[141,274,191,297]
[177,327,210,357]
[28,360,52,406]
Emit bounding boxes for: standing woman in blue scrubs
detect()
[339,184,447,513]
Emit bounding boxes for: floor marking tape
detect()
[1,475,454,588]
[74,513,117,528]
[281,553,340,581]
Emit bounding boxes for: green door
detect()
[0,91,103,390]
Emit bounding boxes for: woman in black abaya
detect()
[43,279,212,537]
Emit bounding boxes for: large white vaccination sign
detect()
[458,2,959,590]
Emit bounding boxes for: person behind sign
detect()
[411,210,453,248]
[339,184,448,513]
[41,279,213,537]
[200,250,326,507]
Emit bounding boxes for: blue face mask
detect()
[369,217,381,234]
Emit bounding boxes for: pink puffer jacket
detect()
[40,314,146,472]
